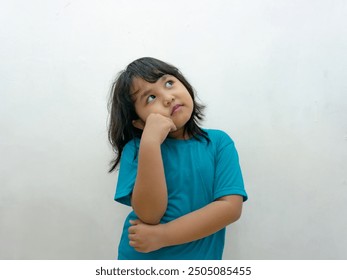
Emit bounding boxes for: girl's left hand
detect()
[128,220,166,253]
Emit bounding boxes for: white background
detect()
[1,0,346,259]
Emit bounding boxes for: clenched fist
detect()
[133,113,177,144]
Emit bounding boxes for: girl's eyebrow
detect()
[131,87,151,103]
[133,89,150,102]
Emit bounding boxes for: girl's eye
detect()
[165,81,174,88]
[146,95,156,103]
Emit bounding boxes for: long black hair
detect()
[107,57,208,172]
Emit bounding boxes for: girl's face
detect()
[130,75,194,139]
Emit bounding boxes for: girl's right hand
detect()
[132,113,177,144]
[128,219,167,253]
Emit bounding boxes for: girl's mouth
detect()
[171,104,182,115]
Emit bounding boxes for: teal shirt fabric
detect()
[114,129,248,260]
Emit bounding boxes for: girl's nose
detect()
[163,95,175,106]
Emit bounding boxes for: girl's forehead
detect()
[130,77,150,96]
[130,74,172,94]
[131,76,148,88]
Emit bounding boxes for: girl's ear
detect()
[132,119,145,130]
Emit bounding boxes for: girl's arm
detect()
[131,114,176,225]
[128,195,243,253]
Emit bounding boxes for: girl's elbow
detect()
[234,210,242,222]
[131,197,166,225]
[136,213,162,225]
[132,205,165,225]
[230,204,243,223]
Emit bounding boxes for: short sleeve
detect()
[213,132,248,202]
[114,139,139,206]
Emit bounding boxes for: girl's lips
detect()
[171,104,182,115]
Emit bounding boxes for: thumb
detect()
[170,123,177,132]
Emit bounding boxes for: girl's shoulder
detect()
[203,128,235,145]
[123,137,141,153]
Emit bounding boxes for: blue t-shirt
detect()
[114,129,248,260]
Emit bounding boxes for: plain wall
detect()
[1,0,346,259]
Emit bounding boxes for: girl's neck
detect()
[168,129,191,140]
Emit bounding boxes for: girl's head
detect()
[108,57,207,172]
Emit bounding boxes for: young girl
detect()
[108,57,248,260]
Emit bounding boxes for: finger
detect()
[128,224,138,234]
[128,226,136,234]
[167,118,177,131]
[128,233,136,241]
[134,247,144,252]
[129,240,137,247]
[132,119,145,130]
[129,219,141,225]
[170,124,177,132]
